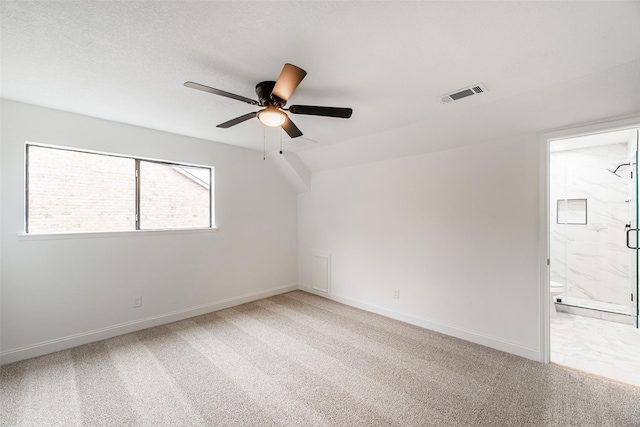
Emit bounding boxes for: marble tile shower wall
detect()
[550,143,631,308]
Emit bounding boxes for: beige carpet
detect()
[1,290,639,426]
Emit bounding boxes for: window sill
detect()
[17,227,219,241]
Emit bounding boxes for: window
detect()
[26,144,213,234]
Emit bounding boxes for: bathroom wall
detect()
[550,142,631,310]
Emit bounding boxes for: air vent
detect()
[440,83,488,104]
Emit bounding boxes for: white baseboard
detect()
[298,284,540,361]
[0,283,298,365]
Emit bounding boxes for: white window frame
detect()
[24,143,215,237]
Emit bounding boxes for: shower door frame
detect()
[539,115,640,363]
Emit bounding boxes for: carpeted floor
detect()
[1,290,639,426]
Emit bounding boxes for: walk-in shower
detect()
[550,129,639,327]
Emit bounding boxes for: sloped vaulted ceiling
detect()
[2,1,640,171]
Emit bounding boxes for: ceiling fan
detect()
[184,63,352,139]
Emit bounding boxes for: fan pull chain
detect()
[280,128,283,155]
[263,125,266,160]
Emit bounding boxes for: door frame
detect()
[538,115,640,363]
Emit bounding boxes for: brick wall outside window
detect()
[27,146,210,233]
[139,160,210,229]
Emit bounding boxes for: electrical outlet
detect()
[133,296,142,308]
[393,288,400,299]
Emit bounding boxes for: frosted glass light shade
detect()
[258,107,286,127]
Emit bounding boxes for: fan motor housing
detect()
[256,81,285,107]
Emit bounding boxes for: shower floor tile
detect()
[551,312,640,387]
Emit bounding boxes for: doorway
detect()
[544,122,640,387]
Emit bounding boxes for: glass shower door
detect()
[628,129,639,328]
[634,130,639,328]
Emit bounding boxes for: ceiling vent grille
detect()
[440,83,488,103]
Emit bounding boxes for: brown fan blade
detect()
[216,112,258,128]
[185,81,259,105]
[272,64,307,101]
[281,114,303,138]
[288,105,352,118]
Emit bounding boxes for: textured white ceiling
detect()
[2,1,640,170]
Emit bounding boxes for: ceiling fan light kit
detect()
[258,106,286,127]
[185,63,353,140]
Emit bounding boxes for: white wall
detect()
[298,134,541,360]
[1,100,298,363]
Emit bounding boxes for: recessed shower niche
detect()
[556,198,587,225]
